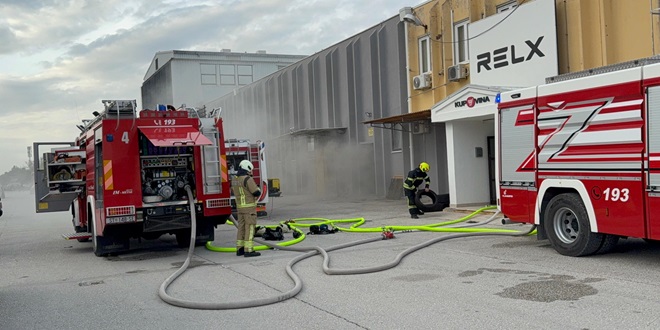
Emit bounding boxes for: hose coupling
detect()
[381,230,395,240]
[501,218,515,225]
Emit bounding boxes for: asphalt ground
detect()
[2,190,660,329]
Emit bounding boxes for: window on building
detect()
[497,1,517,13]
[200,64,217,85]
[237,65,253,85]
[453,20,469,64]
[392,126,402,152]
[220,65,235,85]
[418,36,431,74]
[155,58,159,70]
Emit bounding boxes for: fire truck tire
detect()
[543,193,604,257]
[93,233,129,257]
[90,214,129,256]
[90,214,102,256]
[643,238,660,246]
[142,232,162,240]
[175,229,191,248]
[91,220,110,257]
[72,203,89,242]
[196,222,215,245]
[595,235,619,254]
[176,229,209,248]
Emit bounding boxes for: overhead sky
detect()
[0,0,415,174]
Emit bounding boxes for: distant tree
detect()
[0,165,32,191]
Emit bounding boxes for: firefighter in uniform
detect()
[403,162,431,219]
[231,160,262,257]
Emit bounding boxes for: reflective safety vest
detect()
[403,168,430,191]
[231,175,260,209]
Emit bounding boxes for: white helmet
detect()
[239,160,254,172]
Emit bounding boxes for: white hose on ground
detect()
[447,210,501,228]
[158,187,535,309]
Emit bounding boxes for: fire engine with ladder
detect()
[497,57,660,256]
[33,100,233,256]
[225,139,269,216]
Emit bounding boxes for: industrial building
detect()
[144,0,660,206]
[141,50,306,110]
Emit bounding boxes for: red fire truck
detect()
[225,139,269,216]
[33,100,233,256]
[497,58,660,256]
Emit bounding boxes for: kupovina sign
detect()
[454,96,491,108]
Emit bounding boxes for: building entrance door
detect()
[487,136,496,205]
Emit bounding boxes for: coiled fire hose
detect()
[158,186,535,309]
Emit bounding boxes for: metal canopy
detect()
[362,110,431,130]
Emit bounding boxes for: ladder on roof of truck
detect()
[546,55,660,83]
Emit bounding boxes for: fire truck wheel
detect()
[72,203,89,242]
[175,229,192,248]
[643,238,660,246]
[595,235,620,254]
[142,232,162,240]
[90,218,107,257]
[543,193,604,257]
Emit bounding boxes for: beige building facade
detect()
[377,0,660,207]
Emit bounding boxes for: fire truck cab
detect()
[34,100,233,256]
[497,57,660,256]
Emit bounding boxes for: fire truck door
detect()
[33,142,79,213]
[646,85,660,239]
[498,103,536,222]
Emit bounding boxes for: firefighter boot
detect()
[410,209,419,219]
[244,250,261,257]
[411,214,419,219]
[417,209,424,215]
[236,247,245,256]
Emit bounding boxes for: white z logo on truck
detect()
[532,97,643,171]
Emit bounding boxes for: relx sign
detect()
[468,0,557,87]
[475,36,546,73]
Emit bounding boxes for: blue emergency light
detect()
[495,93,501,104]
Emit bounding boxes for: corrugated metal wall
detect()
[141,63,173,109]
[205,16,407,198]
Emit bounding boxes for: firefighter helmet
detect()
[419,162,430,172]
[239,160,254,172]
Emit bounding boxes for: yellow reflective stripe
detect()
[104,160,113,190]
[236,186,257,208]
[237,203,257,208]
[239,187,245,205]
[221,155,227,182]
